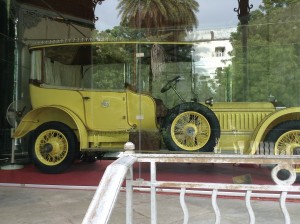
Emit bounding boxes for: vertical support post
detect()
[126,166,133,224]
[212,189,220,224]
[245,190,255,224]
[151,161,157,224]
[180,188,189,224]
[234,0,253,101]
[280,191,290,224]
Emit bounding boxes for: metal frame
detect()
[82,151,300,224]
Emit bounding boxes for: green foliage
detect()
[87,63,126,90]
[152,62,193,108]
[215,66,232,102]
[90,26,196,96]
[230,0,300,106]
[117,0,199,41]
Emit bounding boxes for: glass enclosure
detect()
[1,0,300,173]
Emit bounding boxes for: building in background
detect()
[186,28,234,101]
[187,28,234,82]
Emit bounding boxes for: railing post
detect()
[280,191,290,224]
[124,141,135,224]
[151,161,157,224]
[212,189,220,224]
[126,167,133,224]
[180,188,189,224]
[82,151,137,224]
[245,190,255,224]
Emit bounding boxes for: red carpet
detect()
[0,160,111,186]
[0,159,286,186]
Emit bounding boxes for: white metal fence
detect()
[82,149,300,224]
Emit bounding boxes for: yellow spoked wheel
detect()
[171,111,211,151]
[35,129,68,166]
[265,121,300,178]
[31,122,76,173]
[163,103,220,152]
[274,130,300,173]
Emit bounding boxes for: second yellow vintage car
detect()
[13,40,300,173]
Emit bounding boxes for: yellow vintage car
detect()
[13,41,300,173]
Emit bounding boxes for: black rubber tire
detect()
[265,120,300,181]
[162,102,220,152]
[30,121,77,174]
[265,120,300,153]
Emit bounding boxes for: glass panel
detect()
[0,32,14,155]
[3,0,300,173]
[91,0,298,160]
[30,50,42,81]
[0,33,31,156]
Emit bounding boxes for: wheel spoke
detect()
[276,131,300,155]
[186,136,198,147]
[36,129,68,165]
[171,111,211,150]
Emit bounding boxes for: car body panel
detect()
[211,102,276,153]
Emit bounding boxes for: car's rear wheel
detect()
[162,102,220,152]
[265,120,300,181]
[30,122,77,173]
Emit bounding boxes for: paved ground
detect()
[1,186,300,224]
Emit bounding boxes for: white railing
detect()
[82,155,137,224]
[82,148,300,224]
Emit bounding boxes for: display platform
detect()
[0,159,285,187]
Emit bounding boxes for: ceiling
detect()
[16,0,251,26]
[16,0,105,22]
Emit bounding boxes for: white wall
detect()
[187,28,234,80]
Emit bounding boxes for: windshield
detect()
[30,27,299,109]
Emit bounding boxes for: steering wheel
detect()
[161,76,183,93]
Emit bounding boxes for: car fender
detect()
[249,107,300,154]
[13,105,88,149]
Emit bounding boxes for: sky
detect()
[95,0,263,31]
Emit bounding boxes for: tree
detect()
[259,0,299,12]
[117,0,199,41]
[115,0,200,97]
[229,0,300,106]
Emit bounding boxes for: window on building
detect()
[215,47,225,57]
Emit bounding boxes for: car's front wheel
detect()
[162,103,220,152]
[265,120,300,181]
[30,122,77,173]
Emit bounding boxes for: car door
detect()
[81,90,131,131]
